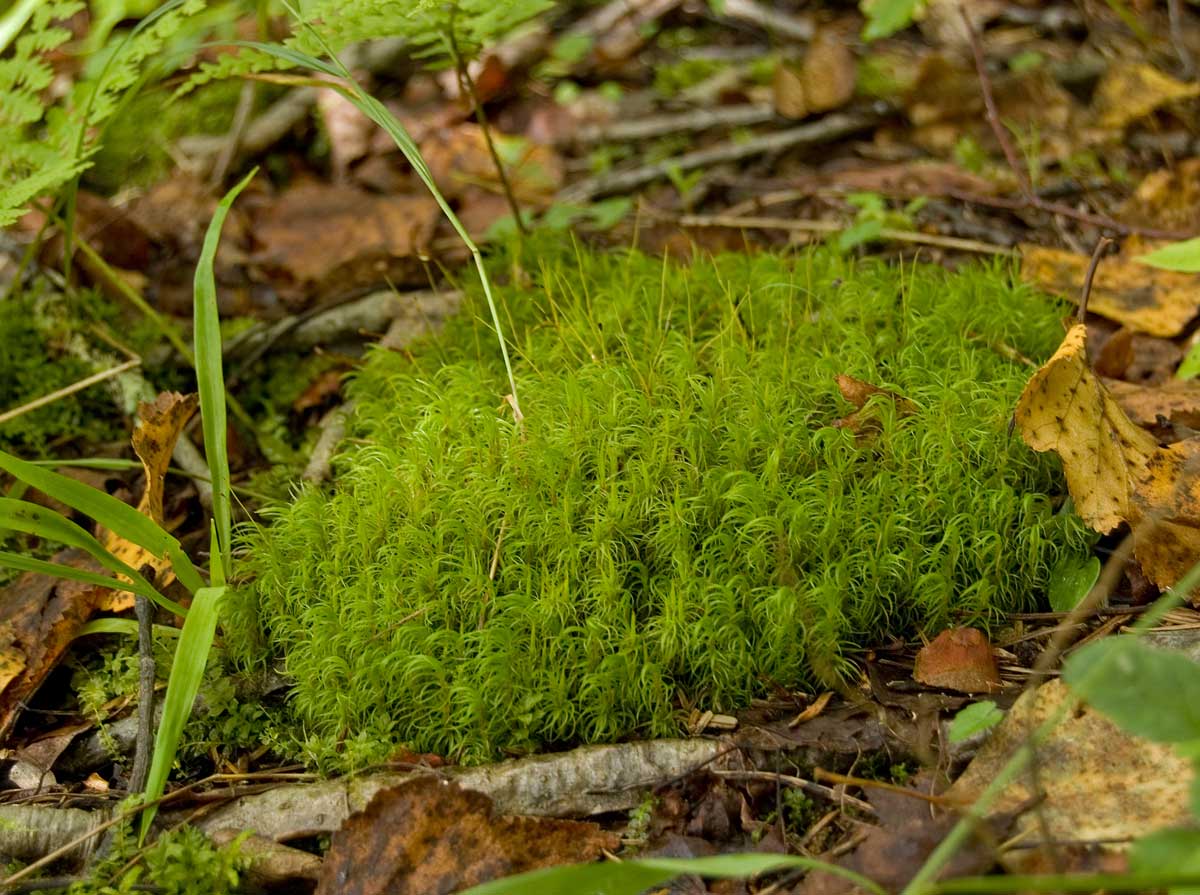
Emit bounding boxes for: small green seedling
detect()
[948,700,1004,743]
[1047,553,1101,613]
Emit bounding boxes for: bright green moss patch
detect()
[235,246,1090,763]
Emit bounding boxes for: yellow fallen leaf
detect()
[1015,325,1200,589]
[100,392,198,611]
[1092,62,1200,130]
[1020,240,1200,337]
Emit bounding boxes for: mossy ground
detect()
[233,244,1091,764]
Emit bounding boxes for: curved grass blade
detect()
[0,450,203,593]
[194,169,255,575]
[0,499,189,614]
[0,549,156,601]
[458,854,887,895]
[77,617,180,638]
[138,584,225,842]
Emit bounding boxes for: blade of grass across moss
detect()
[77,617,180,638]
[0,499,189,615]
[138,584,225,843]
[457,854,887,895]
[194,169,255,574]
[0,449,203,595]
[237,29,522,417]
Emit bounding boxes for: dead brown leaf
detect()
[252,181,440,307]
[420,123,563,206]
[1121,158,1200,233]
[1107,378,1200,434]
[773,31,856,120]
[949,679,1193,873]
[1015,324,1200,589]
[1020,241,1200,337]
[100,392,197,612]
[913,628,1000,694]
[0,550,112,738]
[315,778,618,895]
[832,374,917,435]
[1091,62,1200,130]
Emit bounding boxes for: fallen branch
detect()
[572,104,777,146]
[559,107,890,202]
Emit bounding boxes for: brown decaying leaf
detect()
[419,123,563,205]
[1121,158,1200,234]
[1091,62,1200,130]
[1021,241,1200,337]
[912,628,1000,694]
[832,374,917,435]
[1015,324,1200,590]
[773,30,856,120]
[1107,378,1200,435]
[0,550,113,738]
[950,679,1193,873]
[100,392,197,612]
[252,181,441,307]
[314,778,619,895]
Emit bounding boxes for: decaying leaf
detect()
[1107,378,1200,435]
[913,628,1000,694]
[949,679,1194,873]
[1121,158,1200,234]
[1015,325,1200,589]
[0,550,112,738]
[773,30,856,120]
[832,374,917,435]
[1091,62,1200,130]
[1020,242,1200,337]
[100,392,198,612]
[315,777,618,895]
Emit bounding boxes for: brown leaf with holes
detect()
[315,778,618,895]
[0,549,113,738]
[100,392,197,612]
[913,628,1000,694]
[1015,325,1200,590]
[1020,241,1200,337]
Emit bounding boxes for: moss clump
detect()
[234,246,1090,763]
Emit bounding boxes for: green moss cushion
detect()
[234,247,1089,762]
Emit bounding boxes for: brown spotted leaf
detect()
[315,778,618,895]
[1016,325,1200,590]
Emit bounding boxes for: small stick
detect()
[1078,236,1113,322]
[814,768,962,808]
[712,769,876,815]
[573,104,777,146]
[0,358,140,426]
[128,587,156,796]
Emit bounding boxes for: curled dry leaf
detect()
[1021,241,1200,337]
[315,777,618,895]
[1015,325,1200,590]
[913,627,1001,694]
[832,374,917,436]
[100,392,198,612]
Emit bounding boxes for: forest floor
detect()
[2,0,1200,892]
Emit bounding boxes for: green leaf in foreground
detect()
[1048,554,1101,612]
[948,700,1004,743]
[1177,341,1200,381]
[1062,636,1200,743]
[195,169,255,575]
[0,550,189,618]
[458,854,887,895]
[139,585,225,842]
[1137,237,1200,273]
[1129,827,1200,895]
[861,0,921,41]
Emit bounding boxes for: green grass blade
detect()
[138,584,225,842]
[194,169,255,574]
[77,618,180,638]
[0,498,162,601]
[457,854,887,895]
[0,449,203,593]
[0,548,148,597]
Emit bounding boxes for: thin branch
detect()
[0,358,140,426]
